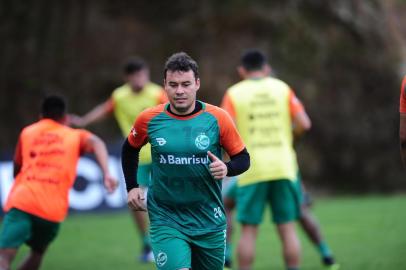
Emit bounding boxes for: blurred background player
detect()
[70,57,167,262]
[0,95,117,270]
[221,50,338,269]
[399,76,406,165]
[221,49,314,270]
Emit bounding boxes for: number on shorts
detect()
[214,207,223,218]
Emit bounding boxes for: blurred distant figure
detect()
[221,50,338,270]
[399,76,406,165]
[0,96,117,270]
[70,57,167,262]
[221,49,337,270]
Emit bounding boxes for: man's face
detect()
[164,70,200,114]
[126,69,149,92]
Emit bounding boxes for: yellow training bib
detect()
[226,77,298,186]
[112,82,165,164]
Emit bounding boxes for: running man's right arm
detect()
[121,111,150,211]
[70,99,114,127]
[121,139,141,191]
[121,139,146,211]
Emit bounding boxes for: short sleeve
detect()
[127,111,150,148]
[400,76,406,113]
[220,92,237,120]
[211,107,245,156]
[289,89,305,117]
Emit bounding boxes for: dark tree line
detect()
[1,0,404,191]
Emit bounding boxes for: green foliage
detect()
[10,196,406,269]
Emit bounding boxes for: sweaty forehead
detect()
[166,70,195,83]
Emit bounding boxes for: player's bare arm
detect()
[83,134,118,193]
[69,99,113,127]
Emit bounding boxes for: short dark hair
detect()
[164,52,199,79]
[124,57,147,75]
[241,49,268,71]
[41,95,66,120]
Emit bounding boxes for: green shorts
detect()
[0,208,60,252]
[137,163,152,187]
[150,225,226,270]
[222,177,238,200]
[237,179,302,225]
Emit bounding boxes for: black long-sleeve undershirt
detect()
[121,138,250,192]
[121,139,141,192]
[225,148,250,176]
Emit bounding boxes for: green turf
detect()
[7,195,406,269]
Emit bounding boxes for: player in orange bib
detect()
[0,96,117,270]
[399,76,406,165]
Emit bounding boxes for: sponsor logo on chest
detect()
[159,154,209,165]
[155,132,212,165]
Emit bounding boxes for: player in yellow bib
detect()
[221,49,310,270]
[221,50,338,270]
[71,57,167,262]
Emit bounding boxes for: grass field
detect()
[9,195,406,270]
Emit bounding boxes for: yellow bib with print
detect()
[227,77,298,186]
[112,82,164,164]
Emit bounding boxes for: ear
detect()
[195,78,201,91]
[237,66,246,79]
